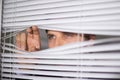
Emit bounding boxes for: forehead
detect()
[47,30,66,35]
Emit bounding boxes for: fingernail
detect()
[36,44,40,49]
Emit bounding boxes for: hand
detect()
[16,26,41,52]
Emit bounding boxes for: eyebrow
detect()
[47,33,54,36]
[63,32,81,36]
[63,32,77,34]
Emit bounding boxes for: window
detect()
[1,0,120,80]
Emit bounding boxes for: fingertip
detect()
[21,32,26,36]
[36,43,40,50]
[16,32,20,37]
[32,25,39,35]
[26,27,32,33]
[16,33,20,42]
[32,25,38,31]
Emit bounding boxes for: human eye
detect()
[47,34,56,40]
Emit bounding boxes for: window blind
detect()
[1,0,120,80]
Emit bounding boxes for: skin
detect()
[16,26,41,52]
[47,30,84,48]
[16,26,94,52]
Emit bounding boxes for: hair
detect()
[84,34,91,40]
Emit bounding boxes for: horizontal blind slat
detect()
[2,69,120,78]
[3,7,120,23]
[2,73,91,80]
[2,64,120,72]
[4,0,119,13]
[4,1,120,18]
[4,0,117,9]
[2,58,120,66]
[2,52,120,59]
[4,0,28,4]
[4,0,69,7]
[3,14,120,27]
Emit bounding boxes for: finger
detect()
[27,27,33,39]
[26,27,35,51]
[32,26,41,50]
[20,32,27,50]
[28,47,36,52]
[26,27,33,33]
[16,33,21,50]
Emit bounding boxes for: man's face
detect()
[47,30,85,48]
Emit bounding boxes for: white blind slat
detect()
[2,52,120,59]
[2,69,120,79]
[4,0,117,9]
[4,7,120,23]
[4,0,28,4]
[2,73,93,80]
[3,14,120,27]
[4,0,119,13]
[4,0,69,7]
[2,58,120,66]
[4,1,120,18]
[3,63,120,72]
